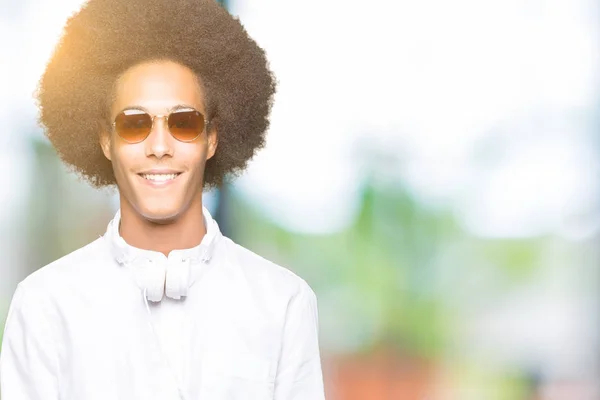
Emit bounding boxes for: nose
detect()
[144,115,174,159]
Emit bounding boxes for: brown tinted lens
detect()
[168,110,205,141]
[114,112,152,143]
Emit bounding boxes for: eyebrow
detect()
[118,104,199,115]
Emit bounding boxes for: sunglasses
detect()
[112,107,209,143]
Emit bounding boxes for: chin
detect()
[137,204,183,225]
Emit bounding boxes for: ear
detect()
[206,124,218,160]
[99,130,112,161]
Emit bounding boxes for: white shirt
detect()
[0,207,325,400]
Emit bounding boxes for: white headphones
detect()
[131,257,191,302]
[105,208,219,302]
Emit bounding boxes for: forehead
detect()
[111,60,205,115]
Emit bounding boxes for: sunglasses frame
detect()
[112,107,210,144]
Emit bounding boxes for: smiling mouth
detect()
[138,173,182,182]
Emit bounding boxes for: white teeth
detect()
[141,173,178,182]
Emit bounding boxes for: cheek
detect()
[181,144,208,169]
[110,145,139,176]
[192,151,209,173]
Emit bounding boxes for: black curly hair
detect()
[36,0,276,189]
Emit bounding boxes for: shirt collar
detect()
[103,206,221,266]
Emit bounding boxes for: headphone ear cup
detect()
[137,260,166,302]
[165,259,191,300]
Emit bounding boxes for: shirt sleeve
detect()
[274,281,326,400]
[0,283,60,400]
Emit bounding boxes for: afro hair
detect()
[36,0,277,189]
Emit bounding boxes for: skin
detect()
[100,60,218,256]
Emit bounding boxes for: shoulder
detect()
[217,236,317,303]
[18,237,107,296]
[4,238,106,337]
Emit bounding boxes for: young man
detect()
[0,0,325,399]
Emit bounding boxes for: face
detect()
[100,60,217,224]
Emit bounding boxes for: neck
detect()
[118,197,207,257]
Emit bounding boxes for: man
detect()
[0,0,325,399]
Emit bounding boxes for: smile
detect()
[140,173,180,182]
[137,172,182,187]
